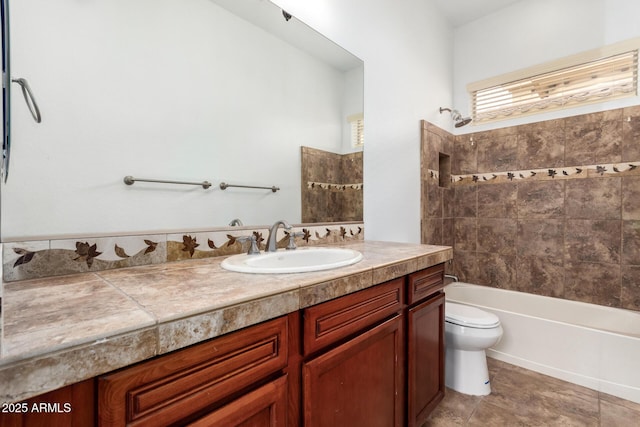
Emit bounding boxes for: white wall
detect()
[453,0,640,134]
[272,0,453,243]
[2,0,359,240]
[341,65,365,153]
[8,0,639,245]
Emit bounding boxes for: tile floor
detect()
[423,357,640,426]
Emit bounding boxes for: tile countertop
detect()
[0,240,452,403]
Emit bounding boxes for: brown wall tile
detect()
[425,132,446,170]
[622,177,640,220]
[594,119,623,165]
[516,255,564,297]
[517,120,565,169]
[565,111,622,165]
[476,253,516,288]
[442,218,455,247]
[443,187,455,218]
[565,220,621,264]
[622,220,640,265]
[342,152,363,182]
[454,185,477,217]
[454,218,477,251]
[621,265,640,310]
[517,181,565,218]
[477,218,517,255]
[517,219,564,258]
[452,250,478,283]
[622,109,640,161]
[453,135,477,174]
[564,123,594,166]
[565,177,621,219]
[426,181,442,218]
[477,182,517,218]
[477,134,518,172]
[422,218,442,246]
[565,261,621,307]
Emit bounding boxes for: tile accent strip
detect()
[2,223,365,282]
[447,162,640,186]
[306,181,363,190]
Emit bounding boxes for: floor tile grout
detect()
[423,357,640,426]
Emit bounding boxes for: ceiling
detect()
[433,0,521,27]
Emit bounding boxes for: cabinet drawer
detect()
[187,375,287,427]
[99,316,288,427]
[303,278,404,356]
[407,263,444,305]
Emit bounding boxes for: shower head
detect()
[439,107,472,128]
[454,115,472,128]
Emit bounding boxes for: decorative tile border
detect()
[166,223,364,262]
[426,162,640,186]
[2,223,364,282]
[426,169,440,181]
[307,181,363,190]
[3,235,167,282]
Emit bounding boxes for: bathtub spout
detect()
[445,274,459,282]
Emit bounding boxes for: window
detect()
[348,113,364,147]
[469,39,639,123]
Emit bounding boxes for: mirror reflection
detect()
[1,0,363,241]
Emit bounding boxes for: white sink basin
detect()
[221,247,363,274]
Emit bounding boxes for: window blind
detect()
[471,49,638,123]
[348,113,364,147]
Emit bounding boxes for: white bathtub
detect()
[445,282,640,403]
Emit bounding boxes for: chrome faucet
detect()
[236,234,260,255]
[229,218,243,226]
[265,220,292,252]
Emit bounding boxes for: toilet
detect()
[444,302,503,396]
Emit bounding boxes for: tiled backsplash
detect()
[421,106,640,312]
[2,223,364,282]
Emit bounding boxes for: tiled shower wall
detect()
[421,106,640,312]
[301,146,363,223]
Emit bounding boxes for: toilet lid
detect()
[445,302,501,329]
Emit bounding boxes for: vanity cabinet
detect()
[406,264,446,427]
[98,315,289,427]
[301,279,405,427]
[1,262,447,427]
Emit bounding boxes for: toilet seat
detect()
[445,302,500,329]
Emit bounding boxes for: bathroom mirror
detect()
[0,0,363,241]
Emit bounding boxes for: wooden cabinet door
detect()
[302,315,404,427]
[0,379,96,427]
[186,375,287,427]
[99,316,287,427]
[407,292,445,427]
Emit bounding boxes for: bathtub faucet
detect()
[445,274,459,282]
